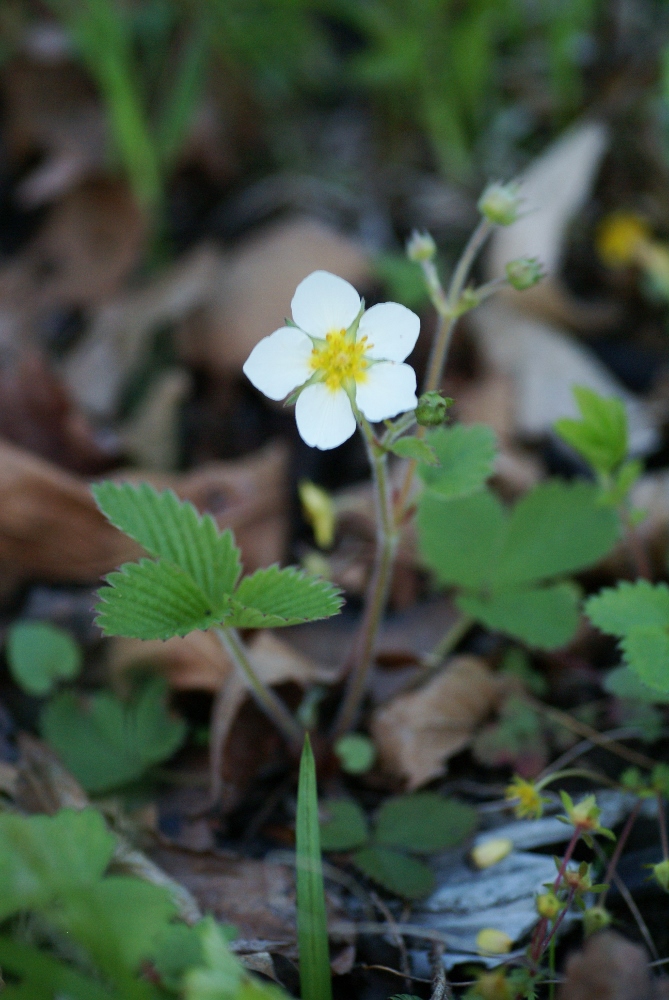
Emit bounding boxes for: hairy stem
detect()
[215,626,304,750]
[601,798,642,906]
[332,424,398,737]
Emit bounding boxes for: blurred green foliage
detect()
[2,0,605,217]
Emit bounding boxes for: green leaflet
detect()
[229,565,344,628]
[96,558,231,639]
[554,386,628,475]
[586,581,669,693]
[418,479,620,649]
[0,938,114,1000]
[374,792,477,854]
[296,736,332,1000]
[388,436,439,465]
[93,482,343,641]
[457,582,581,649]
[93,482,242,606]
[604,665,669,705]
[6,620,81,696]
[41,678,186,793]
[319,800,369,851]
[352,846,434,899]
[419,423,497,500]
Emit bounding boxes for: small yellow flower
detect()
[596,212,650,267]
[469,971,514,1000]
[476,928,513,955]
[583,905,611,937]
[298,480,335,549]
[505,776,547,819]
[536,891,561,920]
[471,838,513,870]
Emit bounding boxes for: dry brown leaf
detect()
[557,931,667,1000]
[370,656,504,789]
[0,439,289,595]
[177,216,370,376]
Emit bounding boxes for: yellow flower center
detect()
[310,329,370,392]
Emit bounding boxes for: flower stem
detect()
[215,626,304,751]
[601,798,641,906]
[658,792,669,861]
[332,423,398,737]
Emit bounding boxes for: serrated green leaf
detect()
[229,565,343,628]
[41,678,186,794]
[621,628,669,692]
[492,480,620,587]
[419,423,496,499]
[417,489,505,590]
[96,558,230,640]
[586,580,669,636]
[0,808,114,921]
[604,665,669,704]
[457,582,581,650]
[388,436,438,465]
[0,937,113,1000]
[554,386,628,474]
[320,800,369,851]
[353,846,434,899]
[296,736,332,1000]
[93,482,241,606]
[374,793,477,854]
[6,621,81,696]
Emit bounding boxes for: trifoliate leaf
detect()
[41,678,186,793]
[419,423,496,499]
[585,580,669,635]
[417,489,505,590]
[319,800,369,852]
[604,665,669,704]
[95,558,230,639]
[388,436,438,465]
[6,621,81,696]
[554,386,628,474]
[621,629,669,692]
[93,481,241,605]
[0,937,112,1000]
[374,793,477,853]
[457,582,581,650]
[228,565,343,628]
[353,846,434,899]
[0,808,114,921]
[492,480,619,587]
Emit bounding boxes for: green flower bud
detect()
[505,257,543,291]
[652,859,669,892]
[415,391,453,427]
[407,230,437,262]
[583,905,611,937]
[478,182,522,226]
[536,891,561,920]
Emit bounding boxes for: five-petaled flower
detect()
[243,270,420,450]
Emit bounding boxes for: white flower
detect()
[243,271,420,450]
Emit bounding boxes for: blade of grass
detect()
[296,734,332,1000]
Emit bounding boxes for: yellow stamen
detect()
[310,329,370,392]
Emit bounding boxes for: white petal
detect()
[295,383,356,450]
[243,327,313,401]
[355,362,417,422]
[359,301,420,362]
[291,271,361,338]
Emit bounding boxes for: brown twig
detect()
[430,941,452,1000]
[370,891,412,993]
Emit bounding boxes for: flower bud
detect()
[407,230,437,263]
[583,906,612,937]
[478,182,522,226]
[652,859,669,893]
[476,928,513,955]
[536,891,561,920]
[471,838,513,870]
[415,391,453,427]
[505,257,543,291]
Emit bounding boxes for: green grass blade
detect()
[296,735,332,1000]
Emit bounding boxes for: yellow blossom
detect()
[596,212,650,267]
[505,776,547,819]
[476,928,513,955]
[471,838,513,870]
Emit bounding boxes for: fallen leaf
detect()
[370,656,504,789]
[0,439,289,596]
[176,216,371,376]
[557,930,665,1000]
[119,367,194,471]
